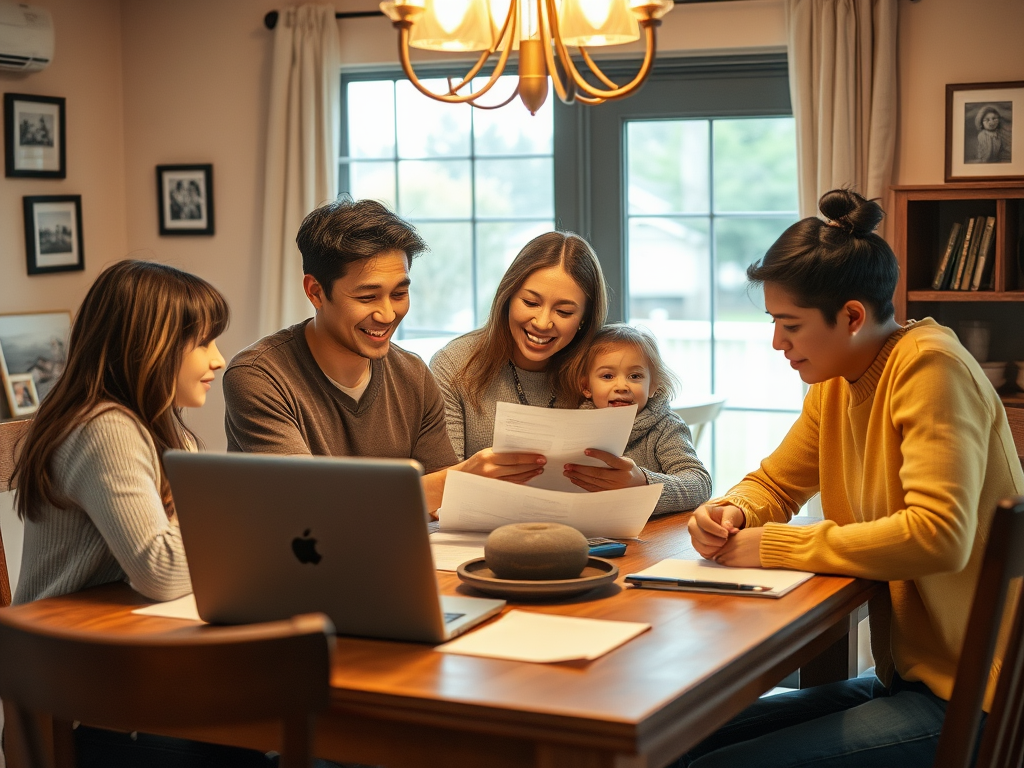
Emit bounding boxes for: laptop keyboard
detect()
[443,612,466,624]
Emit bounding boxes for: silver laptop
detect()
[163,450,504,643]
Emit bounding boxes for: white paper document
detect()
[436,609,650,663]
[438,471,661,538]
[625,558,814,598]
[131,593,204,621]
[492,401,636,493]
[429,530,488,571]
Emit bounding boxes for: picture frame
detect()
[4,373,40,417]
[3,93,66,178]
[23,195,85,275]
[157,164,215,235]
[0,310,71,417]
[945,81,1024,182]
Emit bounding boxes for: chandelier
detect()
[378,0,675,114]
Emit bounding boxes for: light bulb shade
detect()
[629,0,674,22]
[380,0,426,23]
[410,0,496,51]
[556,0,639,47]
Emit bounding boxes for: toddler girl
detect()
[563,323,712,514]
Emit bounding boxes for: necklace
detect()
[508,360,556,408]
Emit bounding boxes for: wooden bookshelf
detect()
[890,182,1024,321]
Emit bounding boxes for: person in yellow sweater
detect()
[682,189,1024,768]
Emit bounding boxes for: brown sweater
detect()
[223,321,457,473]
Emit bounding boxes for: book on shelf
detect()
[969,216,997,291]
[958,216,986,290]
[949,216,977,291]
[931,221,963,290]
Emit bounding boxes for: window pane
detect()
[627,120,709,215]
[475,220,554,322]
[343,161,395,205]
[472,76,553,156]
[398,160,472,218]
[475,158,554,218]
[396,79,471,158]
[714,216,794,323]
[627,217,710,321]
[403,222,474,334]
[346,81,395,159]
[635,318,712,404]
[712,408,801,494]
[713,118,797,212]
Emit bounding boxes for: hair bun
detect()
[818,189,882,237]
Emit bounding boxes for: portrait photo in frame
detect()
[23,195,84,275]
[157,164,214,235]
[4,93,66,178]
[4,373,40,417]
[945,81,1024,182]
[0,310,71,417]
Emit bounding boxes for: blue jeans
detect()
[678,674,981,768]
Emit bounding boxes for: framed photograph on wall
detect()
[0,310,71,415]
[157,164,214,235]
[23,195,85,275]
[945,81,1024,182]
[3,93,66,178]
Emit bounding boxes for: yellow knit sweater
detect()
[719,319,1024,711]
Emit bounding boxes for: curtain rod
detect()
[263,1,729,29]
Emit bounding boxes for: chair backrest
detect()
[0,610,335,768]
[671,395,727,448]
[934,496,1024,768]
[0,418,32,607]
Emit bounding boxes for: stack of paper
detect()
[436,610,650,662]
[438,402,662,538]
[625,558,814,598]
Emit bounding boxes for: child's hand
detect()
[563,449,647,492]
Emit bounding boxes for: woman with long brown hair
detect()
[430,231,608,476]
[11,259,228,605]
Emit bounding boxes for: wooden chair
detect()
[934,496,1024,768]
[671,395,727,448]
[0,418,32,607]
[0,610,335,768]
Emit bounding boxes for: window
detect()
[339,56,804,491]
[340,75,555,360]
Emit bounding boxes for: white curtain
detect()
[259,5,340,336]
[786,0,898,217]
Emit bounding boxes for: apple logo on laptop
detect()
[291,529,322,565]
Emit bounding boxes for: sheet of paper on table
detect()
[132,593,204,621]
[429,530,488,571]
[492,401,636,493]
[436,609,651,663]
[438,471,661,538]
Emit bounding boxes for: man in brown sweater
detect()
[224,197,544,513]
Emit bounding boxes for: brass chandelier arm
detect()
[580,47,622,90]
[543,0,658,101]
[536,0,605,105]
[468,85,522,110]
[394,4,518,104]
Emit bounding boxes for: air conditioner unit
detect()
[0,2,53,72]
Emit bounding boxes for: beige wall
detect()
[0,0,126,419]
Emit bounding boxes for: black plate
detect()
[455,557,618,600]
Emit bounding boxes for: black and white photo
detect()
[23,195,85,275]
[0,310,71,412]
[157,164,215,235]
[946,81,1024,182]
[4,93,66,178]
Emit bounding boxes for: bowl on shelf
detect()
[980,361,1007,390]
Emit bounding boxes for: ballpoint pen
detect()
[624,574,770,592]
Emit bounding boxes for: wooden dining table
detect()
[3,513,880,768]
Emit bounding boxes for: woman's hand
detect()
[563,449,647,492]
[458,448,546,484]
[713,527,764,568]
[687,503,746,559]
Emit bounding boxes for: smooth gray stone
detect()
[484,522,589,580]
